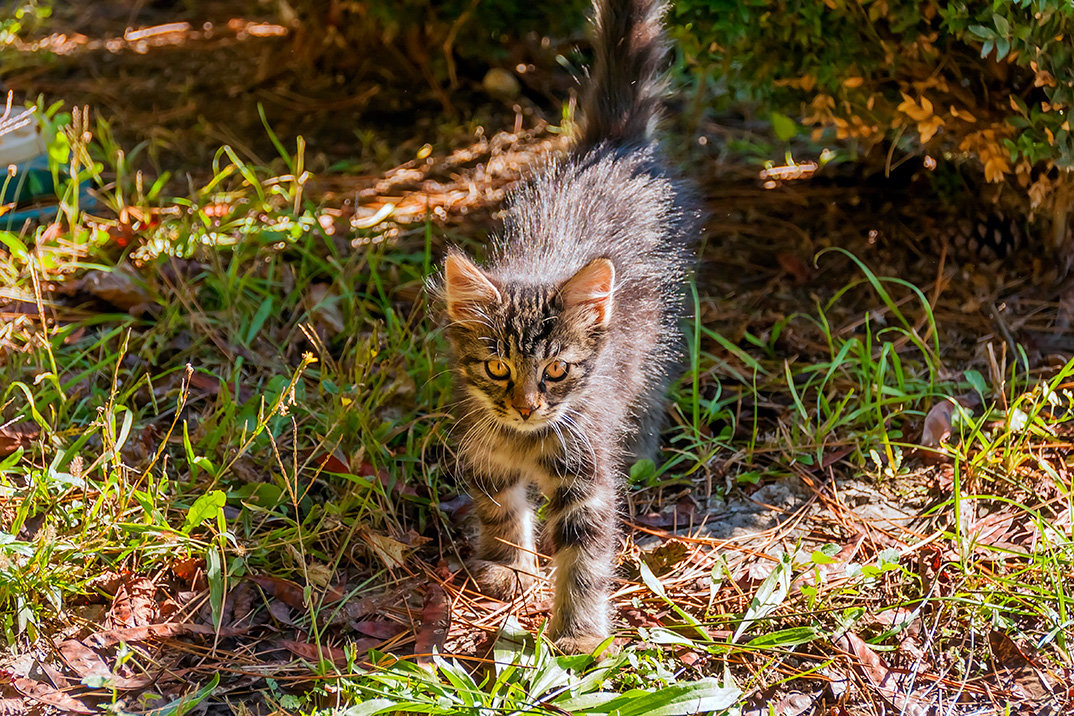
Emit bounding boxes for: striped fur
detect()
[437,0,699,654]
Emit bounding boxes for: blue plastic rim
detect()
[1,154,95,229]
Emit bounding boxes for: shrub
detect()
[279,0,589,89]
[671,0,1074,247]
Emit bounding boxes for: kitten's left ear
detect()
[561,258,615,328]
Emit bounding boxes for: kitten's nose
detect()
[516,406,533,420]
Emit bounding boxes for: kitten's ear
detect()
[561,258,615,328]
[444,252,501,322]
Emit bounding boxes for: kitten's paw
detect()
[552,632,619,657]
[471,560,535,600]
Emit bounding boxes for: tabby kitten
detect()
[440,0,699,654]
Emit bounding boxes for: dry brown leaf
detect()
[439,493,473,521]
[0,698,27,715]
[352,621,405,640]
[267,599,295,625]
[677,649,701,667]
[921,400,957,448]
[988,629,1056,702]
[105,577,158,629]
[81,264,153,312]
[84,622,243,649]
[229,581,254,625]
[280,638,377,665]
[0,421,39,457]
[34,659,70,689]
[640,539,690,577]
[250,575,308,610]
[56,640,111,681]
[56,640,154,690]
[921,394,979,450]
[10,676,95,714]
[305,283,345,335]
[832,630,927,716]
[359,528,414,570]
[745,691,816,716]
[776,252,813,283]
[415,573,450,665]
[187,372,222,396]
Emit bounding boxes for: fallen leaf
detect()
[312,451,350,474]
[105,577,158,629]
[228,581,254,625]
[56,640,111,681]
[921,394,979,450]
[280,638,377,666]
[352,621,405,640]
[84,622,244,649]
[304,283,345,335]
[988,629,1055,701]
[306,562,334,588]
[172,556,203,584]
[677,649,701,667]
[56,640,153,689]
[267,600,294,625]
[621,607,662,629]
[250,575,308,610]
[776,252,813,282]
[33,659,70,689]
[0,421,39,457]
[187,371,222,396]
[359,528,414,570]
[744,691,816,716]
[641,539,691,577]
[415,577,450,665]
[11,676,95,714]
[81,263,153,312]
[0,299,41,317]
[832,630,926,716]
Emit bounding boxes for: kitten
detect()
[440,0,699,654]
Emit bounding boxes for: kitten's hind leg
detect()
[470,479,538,600]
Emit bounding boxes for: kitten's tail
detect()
[577,0,669,148]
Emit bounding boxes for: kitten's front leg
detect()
[470,477,538,600]
[545,473,618,654]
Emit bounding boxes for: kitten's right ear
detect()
[444,252,501,322]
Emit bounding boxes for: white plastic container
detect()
[0,107,47,166]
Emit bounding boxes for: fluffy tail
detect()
[577,0,669,148]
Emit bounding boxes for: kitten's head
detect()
[442,251,615,433]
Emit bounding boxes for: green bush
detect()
[671,0,1074,244]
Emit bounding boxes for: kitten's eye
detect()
[485,359,511,380]
[544,360,569,381]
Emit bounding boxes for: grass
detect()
[0,99,1072,715]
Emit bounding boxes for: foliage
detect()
[279,0,589,88]
[0,0,51,46]
[671,0,1074,239]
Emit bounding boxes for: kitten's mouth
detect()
[507,416,548,432]
[499,411,554,433]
